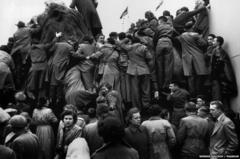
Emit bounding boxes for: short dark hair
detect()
[107,37,115,45]
[98,116,124,142]
[61,110,78,124]
[208,34,216,39]
[158,16,168,22]
[160,109,170,119]
[216,36,224,46]
[184,102,197,112]
[82,35,94,44]
[148,104,161,116]
[210,100,224,111]
[37,97,47,108]
[96,103,109,118]
[87,107,96,118]
[181,7,189,12]
[126,107,140,125]
[163,10,171,16]
[118,32,126,40]
[109,32,118,38]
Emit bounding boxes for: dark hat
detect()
[16,21,25,28]
[9,115,27,128]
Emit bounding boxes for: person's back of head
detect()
[163,10,171,17]
[9,115,27,133]
[198,106,210,118]
[216,36,224,46]
[181,6,189,12]
[109,32,118,40]
[160,109,170,120]
[148,104,162,117]
[96,103,109,119]
[107,37,115,45]
[184,102,197,113]
[158,16,168,23]
[98,116,124,143]
[118,32,126,41]
[82,35,94,44]
[16,21,26,29]
[88,107,96,119]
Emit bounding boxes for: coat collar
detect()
[149,116,161,121]
[211,113,225,136]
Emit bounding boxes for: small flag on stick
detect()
[155,0,164,11]
[120,7,128,19]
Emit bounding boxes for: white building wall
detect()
[210,0,240,113]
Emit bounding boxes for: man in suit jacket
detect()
[177,102,209,159]
[209,101,238,158]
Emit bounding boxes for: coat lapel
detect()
[211,114,225,136]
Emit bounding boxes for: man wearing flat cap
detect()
[5,115,41,159]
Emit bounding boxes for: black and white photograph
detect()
[0,0,239,159]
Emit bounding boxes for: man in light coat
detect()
[209,101,238,158]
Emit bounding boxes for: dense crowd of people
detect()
[0,0,239,159]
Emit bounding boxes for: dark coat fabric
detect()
[177,115,209,158]
[173,7,206,34]
[82,121,104,155]
[124,126,150,159]
[70,0,102,36]
[46,42,73,86]
[92,141,139,159]
[0,145,16,159]
[8,131,40,159]
[210,114,238,156]
[210,47,238,99]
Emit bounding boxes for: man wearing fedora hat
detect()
[11,20,32,90]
